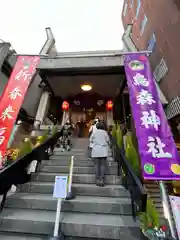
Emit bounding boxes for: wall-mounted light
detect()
[81,84,92,91]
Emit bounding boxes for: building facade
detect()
[122,0,180,119]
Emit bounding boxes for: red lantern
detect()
[106,100,113,111]
[161,225,167,232]
[62,101,69,111]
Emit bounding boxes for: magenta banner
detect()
[124,53,180,180]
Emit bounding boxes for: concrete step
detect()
[50,155,88,160]
[53,151,87,156]
[55,148,87,152]
[49,155,114,162]
[0,233,120,240]
[32,173,122,184]
[40,165,117,175]
[53,147,112,151]
[71,139,89,148]
[0,209,140,239]
[51,152,112,158]
[20,182,129,197]
[42,159,115,167]
[0,232,46,239]
[53,149,112,157]
[5,194,132,215]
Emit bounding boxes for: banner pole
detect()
[122,50,152,55]
[53,199,62,237]
[48,198,64,240]
[66,156,75,200]
[159,181,177,239]
[49,174,69,240]
[12,50,152,58]
[13,53,48,57]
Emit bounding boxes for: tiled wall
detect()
[122,0,180,102]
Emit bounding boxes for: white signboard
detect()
[169,195,180,239]
[53,176,68,199]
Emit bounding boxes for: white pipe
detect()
[68,156,74,194]
[53,198,62,237]
[12,50,152,58]
[159,181,177,239]
[7,121,21,148]
[106,111,113,127]
[52,50,152,58]
[12,54,48,57]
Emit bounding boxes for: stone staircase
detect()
[0,138,141,239]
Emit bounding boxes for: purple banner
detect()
[124,53,180,180]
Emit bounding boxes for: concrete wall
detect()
[22,74,43,117]
[0,69,42,118]
[122,0,180,102]
[0,71,8,96]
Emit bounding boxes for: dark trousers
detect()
[59,136,71,150]
[87,146,92,159]
[92,157,107,180]
[78,128,84,137]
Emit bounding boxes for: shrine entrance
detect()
[67,92,108,137]
[85,108,96,121]
[42,64,124,127]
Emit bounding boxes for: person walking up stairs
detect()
[0,138,140,240]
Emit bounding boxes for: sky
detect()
[0,0,124,54]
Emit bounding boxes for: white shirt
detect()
[89,125,97,147]
[90,129,109,158]
[89,124,97,133]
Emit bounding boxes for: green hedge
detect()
[139,199,160,230]
[114,123,161,230]
[17,139,33,159]
[125,132,141,176]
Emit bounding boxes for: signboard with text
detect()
[0,56,40,167]
[53,176,68,199]
[124,53,180,180]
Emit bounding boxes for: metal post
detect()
[159,181,177,239]
[54,199,62,237]
[12,53,48,57]
[121,95,127,125]
[106,111,113,127]
[68,156,74,193]
[49,199,64,240]
[121,50,152,55]
[7,120,22,148]
[12,50,152,58]
[66,156,75,200]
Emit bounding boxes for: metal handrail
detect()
[113,138,147,219]
[0,126,64,212]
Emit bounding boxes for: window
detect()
[131,0,134,7]
[153,58,168,83]
[136,0,141,18]
[140,15,148,36]
[123,2,128,16]
[147,33,156,52]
